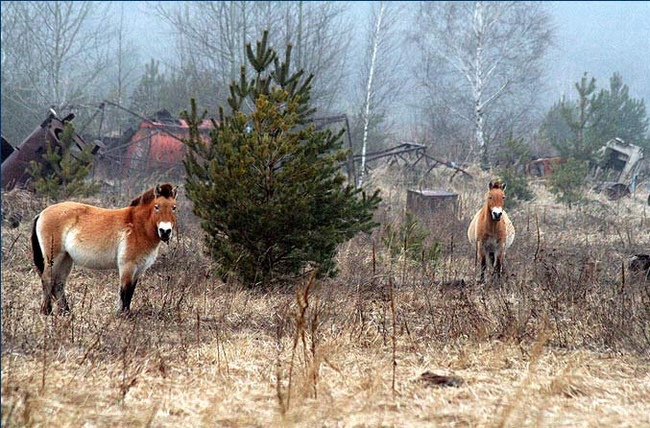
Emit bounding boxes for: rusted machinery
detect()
[1,110,101,191]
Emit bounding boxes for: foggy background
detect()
[2,1,648,170]
[547,1,649,105]
[118,1,650,105]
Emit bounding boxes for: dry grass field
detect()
[2,166,650,427]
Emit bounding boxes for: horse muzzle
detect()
[491,208,503,221]
[159,229,172,242]
[157,222,173,242]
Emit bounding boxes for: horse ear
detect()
[489,181,494,189]
[171,185,178,199]
[154,184,162,198]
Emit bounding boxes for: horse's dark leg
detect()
[486,251,503,285]
[479,250,487,283]
[495,245,507,279]
[53,280,71,315]
[119,265,139,313]
[41,279,53,315]
[53,254,73,314]
[40,260,56,315]
[119,279,138,313]
[495,256,503,276]
[489,252,496,269]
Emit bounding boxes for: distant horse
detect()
[31,183,178,315]
[467,181,515,282]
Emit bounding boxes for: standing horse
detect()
[31,183,178,315]
[467,181,515,282]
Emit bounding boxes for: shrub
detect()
[382,211,442,270]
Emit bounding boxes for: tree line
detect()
[2,1,647,170]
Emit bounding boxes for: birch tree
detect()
[356,2,405,187]
[357,3,385,188]
[413,1,552,168]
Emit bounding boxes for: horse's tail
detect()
[32,215,44,276]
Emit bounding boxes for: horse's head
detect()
[487,181,506,221]
[152,183,178,242]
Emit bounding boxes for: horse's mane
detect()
[129,183,176,207]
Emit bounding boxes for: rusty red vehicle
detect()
[122,109,213,178]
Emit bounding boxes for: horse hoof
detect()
[116,308,134,319]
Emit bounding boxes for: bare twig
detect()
[389,275,397,395]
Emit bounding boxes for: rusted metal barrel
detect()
[407,189,459,219]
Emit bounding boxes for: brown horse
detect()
[31,183,178,315]
[467,181,515,282]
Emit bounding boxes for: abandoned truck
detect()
[593,138,645,200]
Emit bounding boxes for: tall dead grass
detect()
[2,168,649,427]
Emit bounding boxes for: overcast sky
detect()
[547,1,650,104]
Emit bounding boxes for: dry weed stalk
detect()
[118,320,140,405]
[65,315,117,390]
[278,271,319,414]
[39,236,57,392]
[389,275,397,395]
[274,310,288,416]
[195,309,201,349]
[308,292,321,400]
[534,210,541,262]
[40,318,47,393]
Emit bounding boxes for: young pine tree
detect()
[28,122,100,200]
[548,157,589,208]
[182,31,381,286]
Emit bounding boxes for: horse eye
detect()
[173,205,177,211]
[154,204,160,211]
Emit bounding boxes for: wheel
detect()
[606,183,630,200]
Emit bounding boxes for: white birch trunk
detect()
[473,1,487,165]
[358,2,385,189]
